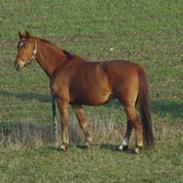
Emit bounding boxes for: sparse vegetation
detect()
[0,0,183,182]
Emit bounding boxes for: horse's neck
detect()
[36,39,67,77]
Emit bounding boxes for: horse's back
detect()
[103,60,140,76]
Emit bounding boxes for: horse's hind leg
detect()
[119,104,143,154]
[118,119,133,151]
[75,105,92,148]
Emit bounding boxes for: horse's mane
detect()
[39,38,52,44]
[63,49,74,59]
[38,37,74,59]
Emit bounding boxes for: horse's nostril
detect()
[15,64,20,70]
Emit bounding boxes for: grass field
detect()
[0,0,183,182]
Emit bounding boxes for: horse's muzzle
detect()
[15,63,21,71]
[15,59,31,71]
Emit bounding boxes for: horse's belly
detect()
[71,90,112,106]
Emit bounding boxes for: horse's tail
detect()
[138,68,154,148]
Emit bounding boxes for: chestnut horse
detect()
[14,32,154,153]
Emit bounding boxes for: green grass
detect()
[0,0,183,182]
[0,125,183,183]
[1,144,182,183]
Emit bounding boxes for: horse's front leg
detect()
[75,105,92,148]
[56,98,69,151]
[52,96,59,141]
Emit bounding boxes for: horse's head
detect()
[15,31,37,71]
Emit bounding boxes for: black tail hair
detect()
[138,68,154,148]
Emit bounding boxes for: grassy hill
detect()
[0,0,183,182]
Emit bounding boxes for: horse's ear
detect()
[25,31,30,37]
[18,32,23,39]
[18,32,29,39]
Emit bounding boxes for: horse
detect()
[14,31,154,154]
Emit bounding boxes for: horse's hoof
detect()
[85,142,92,149]
[134,147,142,154]
[59,144,68,152]
[117,145,128,152]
